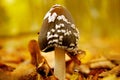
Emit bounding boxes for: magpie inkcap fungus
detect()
[38,4,79,80]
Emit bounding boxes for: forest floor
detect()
[0,34,120,80]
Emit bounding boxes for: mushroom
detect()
[38,4,79,80]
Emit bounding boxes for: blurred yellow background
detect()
[0,0,120,37]
[0,1,120,80]
[0,0,120,57]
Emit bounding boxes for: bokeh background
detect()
[0,0,120,62]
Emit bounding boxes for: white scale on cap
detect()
[44,12,57,23]
[57,15,71,24]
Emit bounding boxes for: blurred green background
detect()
[0,0,120,56]
[0,1,120,80]
[0,0,120,38]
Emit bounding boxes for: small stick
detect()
[28,40,57,79]
[66,50,85,65]
[28,40,41,67]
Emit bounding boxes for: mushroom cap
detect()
[38,4,79,52]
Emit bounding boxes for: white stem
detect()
[55,47,65,80]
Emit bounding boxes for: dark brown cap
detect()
[38,4,79,52]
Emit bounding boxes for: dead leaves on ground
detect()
[66,56,120,80]
[0,39,120,80]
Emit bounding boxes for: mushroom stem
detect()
[55,47,66,80]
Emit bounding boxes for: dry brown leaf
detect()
[89,56,115,69]
[99,65,120,77]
